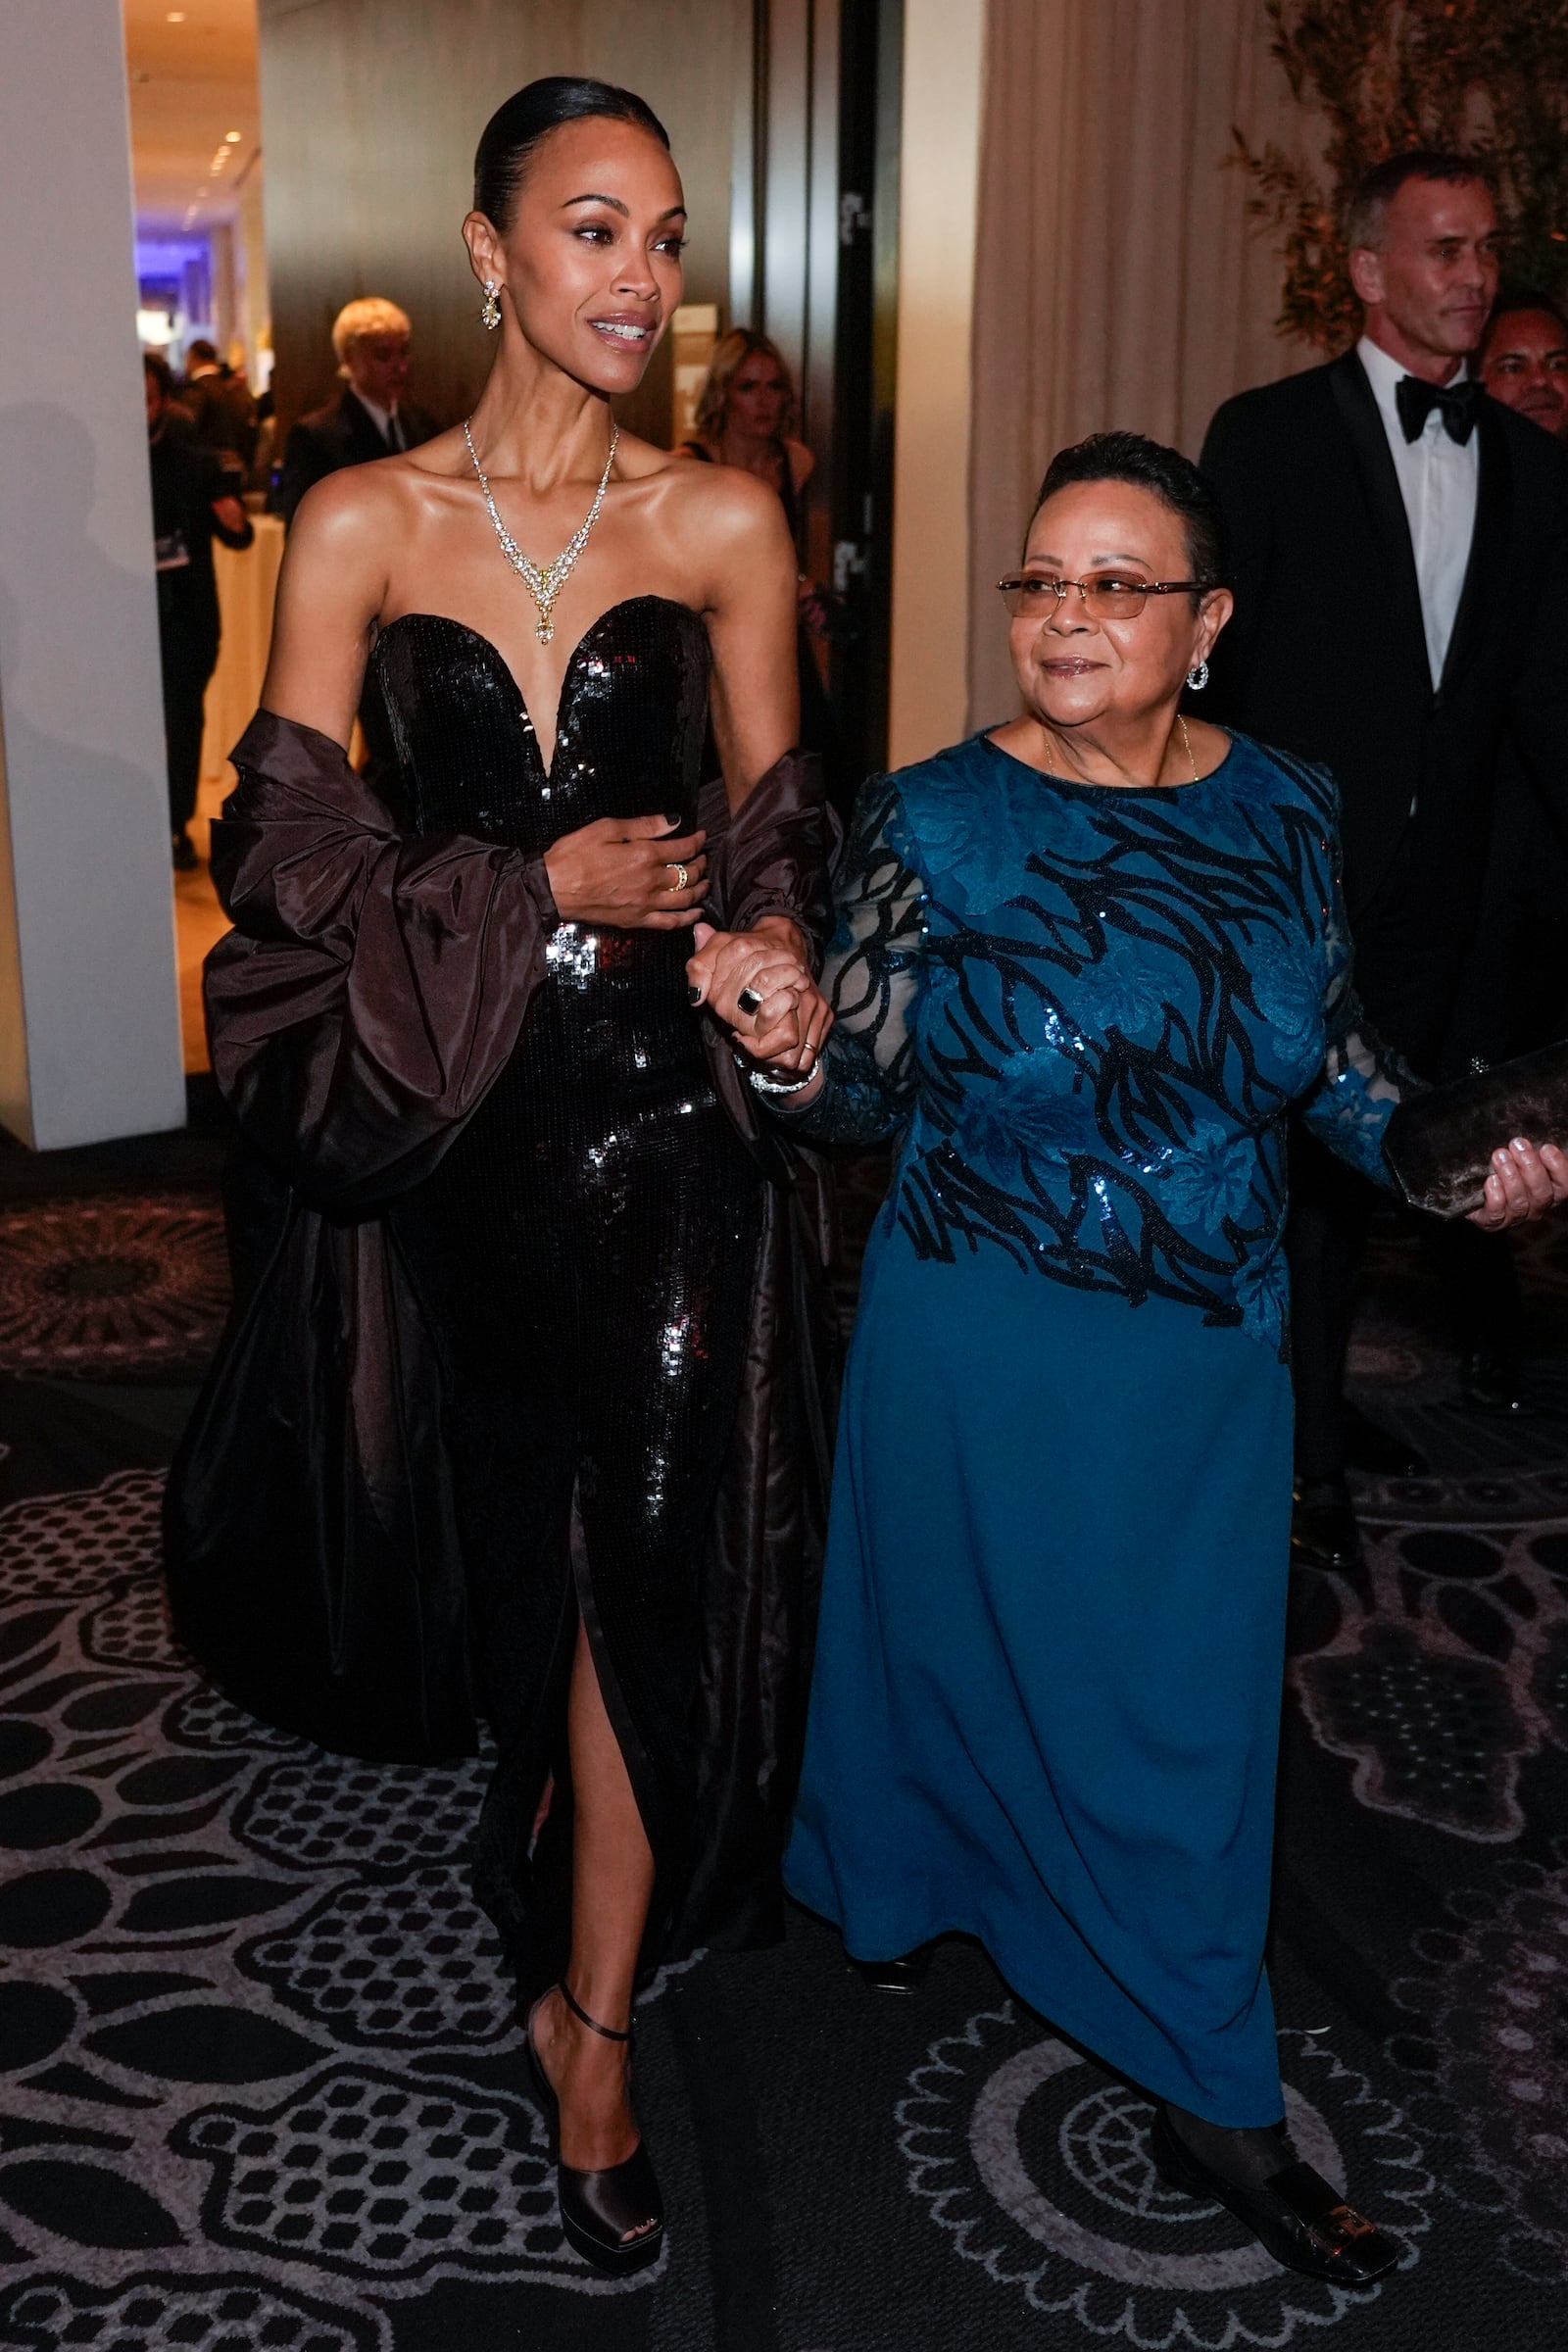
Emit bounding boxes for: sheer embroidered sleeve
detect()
[771,773,928,1148]
[1298,835,1423,1184]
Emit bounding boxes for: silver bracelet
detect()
[741,1057,819,1097]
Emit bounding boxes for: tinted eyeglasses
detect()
[998,572,1207,621]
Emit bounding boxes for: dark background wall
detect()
[257,0,752,444]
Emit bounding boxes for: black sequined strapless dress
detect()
[367,599,764,1989]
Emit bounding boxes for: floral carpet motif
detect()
[0,1196,229,1381]
[1388,1843,1568,2288]
[896,2002,1429,2347]
[1288,1466,1568,1841]
[0,1471,655,2351]
[1,1164,1565,2346]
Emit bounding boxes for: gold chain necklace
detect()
[463,418,619,645]
[1177,713,1200,783]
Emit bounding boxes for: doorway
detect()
[124,0,273,1076]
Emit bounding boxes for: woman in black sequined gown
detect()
[372,601,766,1970]
[179,79,832,2271]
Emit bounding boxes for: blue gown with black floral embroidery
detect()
[781,729,1406,2125]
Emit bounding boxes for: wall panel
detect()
[0,0,185,1148]
[258,0,751,446]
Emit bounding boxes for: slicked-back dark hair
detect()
[1478,286,1568,363]
[1030,431,1229,597]
[473,76,670,231]
[1346,150,1494,251]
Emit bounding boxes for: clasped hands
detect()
[540,810,830,1074]
[686,917,831,1077]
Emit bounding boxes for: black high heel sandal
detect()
[524,1982,664,2275]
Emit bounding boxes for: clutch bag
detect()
[1381,1037,1568,1218]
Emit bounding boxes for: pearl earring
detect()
[481,281,501,331]
[1186,659,1209,692]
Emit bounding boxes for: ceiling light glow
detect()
[225,130,242,143]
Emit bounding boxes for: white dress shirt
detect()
[352,390,403,451]
[1356,333,1479,688]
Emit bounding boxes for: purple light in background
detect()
[136,234,209,279]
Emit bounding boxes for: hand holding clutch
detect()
[1383,1039,1568,1224]
[1466,1137,1568,1230]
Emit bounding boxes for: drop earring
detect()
[1186,659,1209,692]
[481,281,501,331]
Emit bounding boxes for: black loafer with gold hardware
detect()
[1150,2109,1401,2285]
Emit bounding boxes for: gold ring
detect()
[667,861,689,893]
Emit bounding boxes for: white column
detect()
[886,0,987,768]
[0,0,186,1150]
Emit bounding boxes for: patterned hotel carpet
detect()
[0,1124,1565,2351]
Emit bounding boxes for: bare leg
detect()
[530,1619,659,2233]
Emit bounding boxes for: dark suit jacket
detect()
[148,431,255,664]
[181,368,259,475]
[274,387,438,526]
[1200,349,1568,934]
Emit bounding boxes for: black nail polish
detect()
[687,984,703,1004]
[664,813,682,829]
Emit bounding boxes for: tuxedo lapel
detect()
[1327,352,1430,691]
[1442,396,1509,693]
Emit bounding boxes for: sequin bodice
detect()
[368,598,712,1078]
[368,597,710,853]
[798,731,1408,1355]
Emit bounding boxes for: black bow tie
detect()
[1395,373,1482,446]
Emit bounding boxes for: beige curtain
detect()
[968,0,1320,727]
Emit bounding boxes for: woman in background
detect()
[681,328,846,810]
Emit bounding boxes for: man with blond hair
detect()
[274,296,438,525]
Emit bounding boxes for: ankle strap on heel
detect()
[560,1981,633,2043]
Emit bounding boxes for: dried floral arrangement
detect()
[1234,0,1568,352]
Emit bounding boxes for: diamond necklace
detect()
[463,417,619,644]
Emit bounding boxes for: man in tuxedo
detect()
[1453,290,1568,1093]
[1200,152,1568,1569]
[273,297,438,525]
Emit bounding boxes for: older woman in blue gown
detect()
[735,432,1568,2284]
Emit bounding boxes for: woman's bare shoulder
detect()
[634,439,792,546]
[287,441,474,589]
[288,454,412,550]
